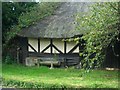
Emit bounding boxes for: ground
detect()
[2,64,119,88]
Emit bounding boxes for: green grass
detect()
[2,64,119,88]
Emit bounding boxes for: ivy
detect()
[76,2,119,69]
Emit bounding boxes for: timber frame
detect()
[19,36,83,66]
[17,2,91,66]
[27,38,82,54]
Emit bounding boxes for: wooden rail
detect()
[25,57,80,68]
[37,58,61,68]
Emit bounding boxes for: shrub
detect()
[3,55,15,64]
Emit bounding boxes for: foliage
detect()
[2,2,37,44]
[2,54,16,64]
[2,64,118,88]
[76,2,119,69]
[4,2,61,47]
[2,2,37,60]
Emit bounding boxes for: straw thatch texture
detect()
[18,2,93,38]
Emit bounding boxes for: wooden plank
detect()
[38,38,40,52]
[50,39,53,54]
[29,52,79,58]
[64,40,67,54]
[28,52,79,57]
[28,52,80,66]
[40,61,59,64]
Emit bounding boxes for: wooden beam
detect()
[52,44,63,54]
[50,39,53,54]
[68,43,79,54]
[26,38,28,56]
[28,43,37,52]
[64,40,67,54]
[41,44,51,53]
[38,38,40,52]
[28,52,79,57]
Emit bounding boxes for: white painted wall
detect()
[53,39,64,53]
[73,47,79,53]
[28,38,38,52]
[40,38,50,53]
[28,38,79,53]
[66,41,79,53]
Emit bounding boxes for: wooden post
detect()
[50,39,53,54]
[37,59,39,67]
[17,47,20,64]
[38,38,40,53]
[50,61,53,69]
[64,39,66,54]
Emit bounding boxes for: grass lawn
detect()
[2,64,119,88]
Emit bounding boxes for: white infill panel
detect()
[28,38,38,52]
[66,41,79,53]
[73,47,79,53]
[40,38,50,53]
[53,39,64,53]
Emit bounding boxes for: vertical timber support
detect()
[38,38,40,53]
[64,39,66,54]
[64,38,67,67]
[17,47,20,64]
[50,39,53,54]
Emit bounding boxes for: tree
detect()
[2,2,61,62]
[76,2,119,69]
[2,2,37,44]
[3,2,61,46]
[2,2,37,61]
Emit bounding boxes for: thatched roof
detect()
[18,2,93,38]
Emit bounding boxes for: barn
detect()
[17,2,93,67]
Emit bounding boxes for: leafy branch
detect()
[76,2,119,69]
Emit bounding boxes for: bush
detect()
[3,55,15,64]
